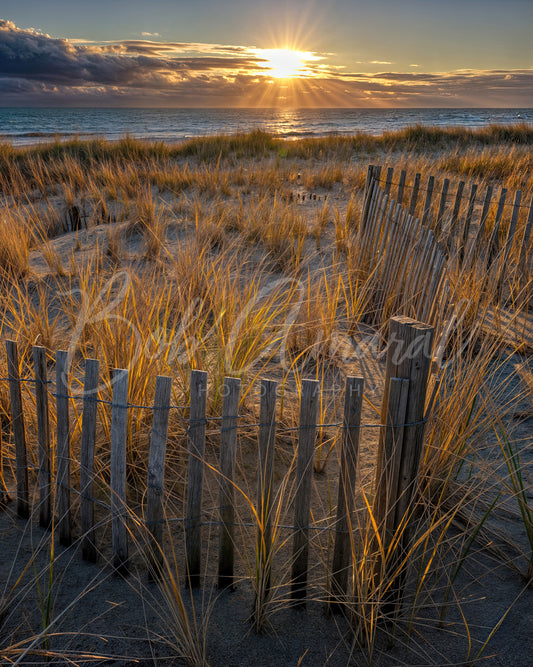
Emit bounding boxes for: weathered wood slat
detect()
[469,185,493,264]
[421,175,435,227]
[186,369,208,587]
[519,198,533,282]
[374,317,434,614]
[146,375,172,577]
[110,368,129,574]
[501,190,522,266]
[80,358,100,562]
[498,190,522,296]
[56,350,71,545]
[330,376,364,608]
[459,183,478,265]
[409,173,421,216]
[447,180,465,248]
[486,188,508,267]
[372,196,394,273]
[291,379,319,603]
[384,167,394,196]
[382,378,410,551]
[360,164,377,234]
[6,340,29,519]
[397,169,407,205]
[0,429,9,506]
[218,376,241,590]
[435,178,450,236]
[33,346,51,528]
[256,378,277,602]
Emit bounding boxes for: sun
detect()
[262,49,308,78]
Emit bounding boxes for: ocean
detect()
[0,107,531,146]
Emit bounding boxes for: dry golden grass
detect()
[0,126,531,665]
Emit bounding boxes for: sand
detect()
[0,145,532,665]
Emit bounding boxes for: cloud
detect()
[0,20,531,107]
[0,20,263,87]
[369,60,394,65]
[141,32,160,37]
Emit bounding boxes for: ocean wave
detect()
[2,131,101,139]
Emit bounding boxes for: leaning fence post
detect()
[360,165,378,235]
[256,378,277,602]
[373,316,434,614]
[498,190,522,298]
[330,376,364,609]
[186,369,208,588]
[459,183,478,266]
[110,368,129,574]
[0,428,9,507]
[409,173,421,216]
[56,350,71,545]
[469,185,493,265]
[6,339,29,519]
[447,180,465,249]
[373,377,410,575]
[146,375,172,578]
[519,197,533,282]
[486,188,508,268]
[291,379,319,604]
[421,175,435,227]
[435,178,450,236]
[33,346,51,528]
[397,169,406,205]
[80,358,100,562]
[384,167,394,196]
[218,376,241,590]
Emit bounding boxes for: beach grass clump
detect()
[0,126,531,664]
[439,145,533,185]
[0,209,31,281]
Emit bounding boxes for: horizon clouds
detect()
[0,20,531,107]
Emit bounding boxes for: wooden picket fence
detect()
[1,315,433,610]
[358,165,533,330]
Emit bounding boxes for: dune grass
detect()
[0,126,531,665]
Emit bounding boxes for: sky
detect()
[0,0,532,107]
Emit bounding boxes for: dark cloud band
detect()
[0,20,531,107]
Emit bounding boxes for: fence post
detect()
[56,350,71,545]
[447,180,465,249]
[486,188,507,268]
[110,368,129,574]
[384,167,394,196]
[218,376,241,590]
[469,185,493,265]
[146,375,172,578]
[519,197,533,284]
[186,369,208,588]
[373,316,434,615]
[330,376,364,609]
[256,378,277,604]
[435,178,450,236]
[421,175,435,227]
[0,429,9,507]
[397,169,406,205]
[291,379,319,604]
[373,377,410,576]
[80,358,100,562]
[498,190,522,298]
[6,340,29,519]
[360,165,378,236]
[459,183,478,266]
[408,173,421,216]
[33,346,51,528]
